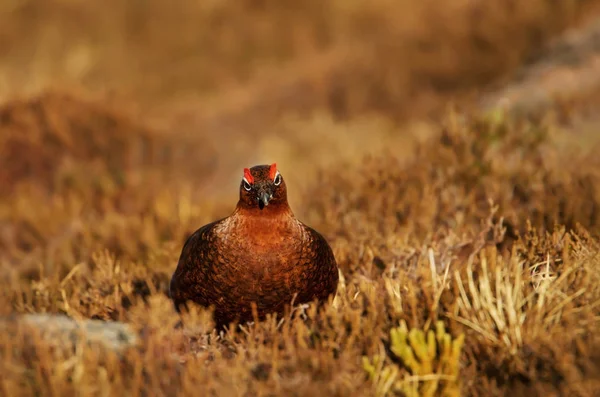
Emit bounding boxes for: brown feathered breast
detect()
[169,164,338,329]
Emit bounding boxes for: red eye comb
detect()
[243,168,254,184]
[269,163,277,180]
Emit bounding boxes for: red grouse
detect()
[169,163,339,328]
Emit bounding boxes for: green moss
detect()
[363,321,464,397]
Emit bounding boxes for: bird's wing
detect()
[169,219,223,306]
[305,226,336,264]
[302,224,339,299]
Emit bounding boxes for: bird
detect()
[169,163,339,329]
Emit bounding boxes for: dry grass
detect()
[1,1,600,396]
[1,93,599,396]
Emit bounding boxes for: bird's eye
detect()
[273,172,282,186]
[243,179,252,191]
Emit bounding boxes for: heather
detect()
[1,1,600,396]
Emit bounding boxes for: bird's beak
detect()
[258,190,271,210]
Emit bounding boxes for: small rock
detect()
[0,314,139,353]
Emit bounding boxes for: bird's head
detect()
[238,163,288,211]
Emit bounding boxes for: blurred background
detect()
[2,0,600,108]
[3,4,600,395]
[2,0,600,273]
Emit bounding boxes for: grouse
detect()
[169,163,339,329]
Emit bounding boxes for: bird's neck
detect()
[234,201,294,218]
[223,203,300,244]
[229,202,296,228]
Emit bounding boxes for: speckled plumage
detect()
[169,164,338,328]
